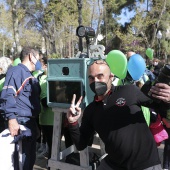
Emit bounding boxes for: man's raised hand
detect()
[67,94,83,123]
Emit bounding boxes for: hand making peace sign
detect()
[67,94,83,123]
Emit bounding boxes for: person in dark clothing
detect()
[0,47,41,170]
[0,57,12,132]
[151,58,164,78]
[67,59,170,170]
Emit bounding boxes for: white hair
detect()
[0,57,12,74]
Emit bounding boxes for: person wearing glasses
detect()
[0,47,41,170]
[67,59,170,170]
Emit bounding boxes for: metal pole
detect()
[86,37,90,58]
[77,0,83,52]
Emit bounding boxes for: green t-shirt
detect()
[32,70,43,78]
[39,75,54,125]
[0,77,5,91]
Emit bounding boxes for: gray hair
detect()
[0,57,12,74]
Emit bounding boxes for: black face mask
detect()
[90,82,107,96]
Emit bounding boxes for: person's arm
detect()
[68,107,95,150]
[140,81,170,105]
[136,83,170,118]
[149,83,170,104]
[67,94,95,150]
[1,71,19,136]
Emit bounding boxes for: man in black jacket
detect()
[67,59,170,170]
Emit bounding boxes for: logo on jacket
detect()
[116,98,126,106]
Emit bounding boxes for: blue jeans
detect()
[18,118,38,170]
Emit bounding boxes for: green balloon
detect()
[13,58,21,66]
[146,48,153,60]
[106,50,127,79]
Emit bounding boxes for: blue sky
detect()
[117,0,150,26]
[117,9,136,26]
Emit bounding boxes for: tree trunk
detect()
[92,0,103,45]
[150,0,167,48]
[11,0,21,58]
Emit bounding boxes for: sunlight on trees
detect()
[0,0,169,60]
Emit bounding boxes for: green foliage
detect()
[19,28,42,47]
[103,0,170,60]
[44,0,77,25]
[1,0,170,59]
[0,4,13,56]
[0,4,13,34]
[48,53,62,59]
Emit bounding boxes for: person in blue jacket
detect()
[0,47,41,170]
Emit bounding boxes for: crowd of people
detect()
[0,47,170,170]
